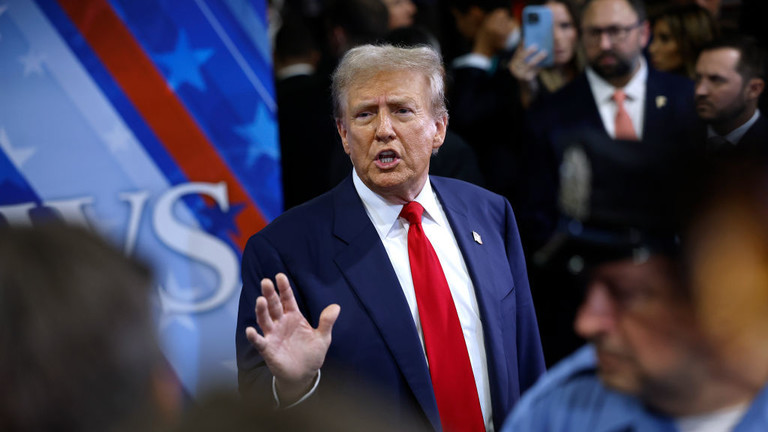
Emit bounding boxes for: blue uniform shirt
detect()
[502,345,768,432]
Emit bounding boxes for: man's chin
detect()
[592,64,632,81]
[595,351,641,394]
[597,368,641,395]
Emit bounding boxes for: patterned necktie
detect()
[613,89,638,141]
[399,201,485,432]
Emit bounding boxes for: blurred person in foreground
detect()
[694,35,767,156]
[502,156,768,431]
[0,224,180,432]
[648,3,719,79]
[236,44,545,432]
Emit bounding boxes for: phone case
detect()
[522,5,555,68]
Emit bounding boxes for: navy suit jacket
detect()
[517,68,699,250]
[737,112,768,157]
[236,175,546,431]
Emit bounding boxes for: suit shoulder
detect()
[504,347,619,428]
[649,69,694,93]
[248,187,336,244]
[431,176,506,203]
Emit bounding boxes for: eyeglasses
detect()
[583,23,642,44]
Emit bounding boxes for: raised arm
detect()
[244,273,340,405]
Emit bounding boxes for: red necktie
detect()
[400,201,485,432]
[613,89,638,141]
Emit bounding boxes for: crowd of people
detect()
[2,0,768,431]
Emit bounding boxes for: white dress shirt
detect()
[353,170,494,431]
[586,57,648,140]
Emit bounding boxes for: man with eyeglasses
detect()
[516,0,700,367]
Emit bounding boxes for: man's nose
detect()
[694,80,708,97]
[375,112,396,142]
[599,32,613,51]
[574,283,616,339]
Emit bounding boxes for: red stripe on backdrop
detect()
[56,0,268,250]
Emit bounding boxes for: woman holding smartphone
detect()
[509,0,581,108]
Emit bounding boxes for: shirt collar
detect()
[586,56,648,103]
[276,63,316,80]
[352,170,443,239]
[707,109,762,145]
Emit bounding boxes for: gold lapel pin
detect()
[656,95,667,109]
[472,231,483,245]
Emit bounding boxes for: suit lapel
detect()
[643,69,662,143]
[574,75,608,136]
[331,177,441,431]
[431,179,511,425]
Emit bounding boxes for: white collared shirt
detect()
[353,170,494,431]
[451,53,494,72]
[707,109,762,145]
[586,57,648,140]
[275,63,316,81]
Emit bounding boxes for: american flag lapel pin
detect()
[472,231,483,245]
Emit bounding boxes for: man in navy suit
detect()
[694,36,767,158]
[517,0,700,366]
[236,44,545,431]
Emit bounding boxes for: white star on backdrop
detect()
[0,127,36,167]
[18,49,47,77]
[102,123,132,153]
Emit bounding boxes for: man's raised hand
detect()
[245,273,340,403]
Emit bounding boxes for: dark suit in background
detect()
[276,72,350,210]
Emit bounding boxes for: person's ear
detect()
[638,20,651,49]
[336,119,351,155]
[745,78,765,102]
[432,114,447,151]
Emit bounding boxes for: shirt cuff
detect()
[451,53,493,72]
[272,370,321,409]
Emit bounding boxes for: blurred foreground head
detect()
[684,158,768,392]
[0,224,178,432]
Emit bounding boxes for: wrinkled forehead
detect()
[341,68,434,109]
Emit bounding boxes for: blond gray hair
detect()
[331,44,448,121]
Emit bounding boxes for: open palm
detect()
[245,273,340,400]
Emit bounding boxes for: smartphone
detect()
[522,5,554,68]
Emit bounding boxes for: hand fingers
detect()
[254,295,274,333]
[261,277,283,321]
[529,49,548,67]
[525,44,540,57]
[275,273,300,313]
[245,326,267,352]
[317,304,341,338]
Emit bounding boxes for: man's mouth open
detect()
[375,150,400,168]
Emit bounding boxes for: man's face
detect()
[581,0,649,82]
[694,48,748,124]
[574,256,704,400]
[336,69,446,203]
